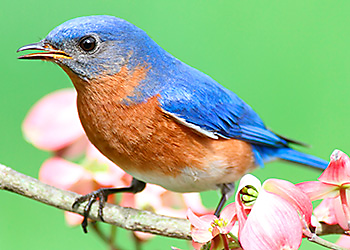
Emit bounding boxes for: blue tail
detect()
[253,145,329,170]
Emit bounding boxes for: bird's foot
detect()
[72,179,146,233]
[72,188,110,233]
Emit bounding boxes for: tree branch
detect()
[303,219,349,250]
[313,223,346,236]
[0,163,347,243]
[0,163,191,240]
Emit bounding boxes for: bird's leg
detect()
[72,178,146,233]
[214,195,228,217]
[214,183,235,217]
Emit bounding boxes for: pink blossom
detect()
[236,174,311,250]
[312,197,349,230]
[239,191,302,250]
[319,150,350,185]
[263,179,313,225]
[22,89,87,157]
[187,203,237,245]
[312,198,338,226]
[188,174,311,250]
[297,150,350,230]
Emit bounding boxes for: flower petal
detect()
[187,209,216,229]
[334,191,350,230]
[22,89,85,151]
[319,150,350,185]
[219,202,237,233]
[237,174,262,193]
[220,202,236,220]
[182,193,211,215]
[134,184,165,210]
[239,190,302,250]
[85,143,128,186]
[57,136,89,159]
[64,211,83,226]
[296,181,339,200]
[39,157,88,190]
[191,241,205,250]
[133,231,154,241]
[187,209,216,243]
[119,193,135,208]
[313,198,339,226]
[191,228,215,244]
[235,174,262,229]
[93,166,125,187]
[263,179,313,224]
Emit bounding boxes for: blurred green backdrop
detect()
[1,1,349,249]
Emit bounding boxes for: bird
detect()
[17,15,328,233]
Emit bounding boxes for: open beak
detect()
[17,41,71,60]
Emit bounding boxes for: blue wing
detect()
[159,67,287,148]
[158,69,328,170]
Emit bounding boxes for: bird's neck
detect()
[65,65,149,103]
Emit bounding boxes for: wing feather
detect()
[159,78,287,148]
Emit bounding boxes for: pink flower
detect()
[187,203,237,244]
[236,174,312,250]
[319,150,350,185]
[263,179,313,225]
[297,150,350,230]
[22,89,88,158]
[312,198,338,226]
[312,197,349,230]
[187,174,311,250]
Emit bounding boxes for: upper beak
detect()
[17,41,71,60]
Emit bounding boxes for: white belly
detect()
[125,161,255,193]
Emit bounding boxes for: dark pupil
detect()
[80,36,96,51]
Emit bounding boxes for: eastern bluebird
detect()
[17,15,328,232]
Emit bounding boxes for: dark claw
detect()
[82,216,88,234]
[71,179,146,234]
[72,189,109,233]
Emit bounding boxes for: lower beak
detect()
[17,41,71,60]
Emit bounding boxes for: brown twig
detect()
[303,217,350,250]
[0,164,191,240]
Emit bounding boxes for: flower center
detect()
[208,218,228,232]
[240,185,259,206]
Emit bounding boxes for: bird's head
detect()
[18,15,158,80]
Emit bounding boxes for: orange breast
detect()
[65,66,256,190]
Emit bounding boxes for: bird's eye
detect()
[79,36,97,52]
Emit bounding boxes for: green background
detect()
[1,1,349,249]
